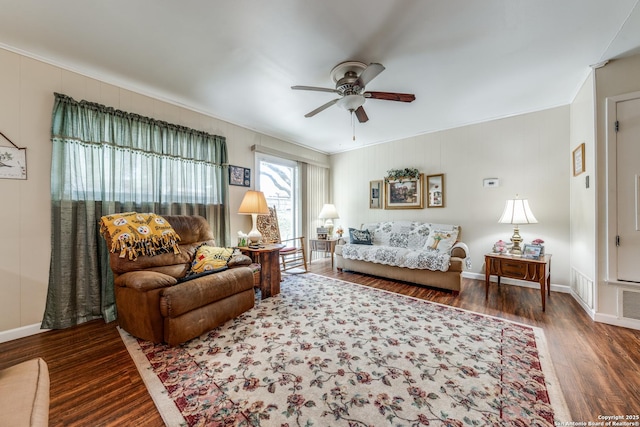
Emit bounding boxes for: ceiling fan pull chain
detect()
[352,111,356,141]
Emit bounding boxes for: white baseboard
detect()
[0,323,49,344]
[568,288,596,320]
[462,271,571,294]
[594,313,640,330]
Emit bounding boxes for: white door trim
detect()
[605,90,640,285]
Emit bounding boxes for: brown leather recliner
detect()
[105,215,254,345]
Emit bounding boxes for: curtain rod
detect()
[251,145,329,168]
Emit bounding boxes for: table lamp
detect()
[498,195,537,256]
[238,190,270,245]
[319,203,339,237]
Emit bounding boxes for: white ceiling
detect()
[1,0,640,154]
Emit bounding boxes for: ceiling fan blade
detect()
[354,106,368,123]
[305,99,339,117]
[364,91,416,102]
[355,63,385,87]
[292,85,339,94]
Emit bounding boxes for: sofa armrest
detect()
[0,357,49,427]
[114,270,177,291]
[228,254,252,268]
[450,242,471,269]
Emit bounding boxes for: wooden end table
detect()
[309,238,338,267]
[240,243,284,298]
[484,253,552,311]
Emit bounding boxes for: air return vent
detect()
[622,290,640,320]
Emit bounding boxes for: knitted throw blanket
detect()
[100,212,181,260]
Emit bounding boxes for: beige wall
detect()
[569,72,596,312]
[330,106,571,285]
[594,53,640,327]
[0,47,327,337]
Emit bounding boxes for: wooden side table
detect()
[484,253,552,311]
[309,238,338,267]
[240,244,284,298]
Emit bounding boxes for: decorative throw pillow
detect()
[189,244,235,275]
[349,228,373,245]
[178,266,229,283]
[424,227,459,253]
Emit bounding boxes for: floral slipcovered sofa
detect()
[335,221,470,294]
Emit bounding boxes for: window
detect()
[257,154,300,240]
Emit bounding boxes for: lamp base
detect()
[247,213,262,245]
[509,225,523,256]
[324,219,334,238]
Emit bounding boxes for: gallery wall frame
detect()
[369,180,383,209]
[384,173,424,209]
[0,131,27,180]
[573,142,585,176]
[427,174,445,208]
[229,165,251,187]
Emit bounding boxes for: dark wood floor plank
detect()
[0,259,639,425]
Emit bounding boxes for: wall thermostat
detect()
[483,178,500,188]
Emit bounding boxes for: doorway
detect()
[615,96,640,283]
[256,155,301,241]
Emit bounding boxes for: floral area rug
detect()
[119,273,570,426]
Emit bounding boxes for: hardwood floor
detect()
[1,259,639,425]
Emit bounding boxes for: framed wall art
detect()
[427,174,445,208]
[0,131,27,180]
[573,143,585,176]
[384,173,424,209]
[229,165,250,187]
[369,180,383,209]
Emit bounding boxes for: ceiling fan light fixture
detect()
[336,94,365,111]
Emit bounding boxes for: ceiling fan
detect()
[291,61,416,123]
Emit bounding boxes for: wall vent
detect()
[622,290,640,321]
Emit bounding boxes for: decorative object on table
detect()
[492,239,510,254]
[530,238,545,255]
[384,171,424,209]
[316,227,328,240]
[427,173,445,208]
[335,226,344,238]
[229,165,251,187]
[369,180,383,209]
[238,190,270,245]
[522,244,543,259]
[498,195,538,256]
[572,142,585,176]
[318,203,339,236]
[0,131,27,180]
[237,231,248,247]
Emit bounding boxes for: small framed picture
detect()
[522,244,542,259]
[229,165,251,187]
[573,143,585,176]
[0,146,27,180]
[369,180,383,209]
[316,227,328,240]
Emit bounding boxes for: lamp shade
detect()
[318,204,339,219]
[238,190,269,215]
[498,198,538,225]
[238,190,269,245]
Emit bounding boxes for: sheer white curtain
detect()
[303,163,330,260]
